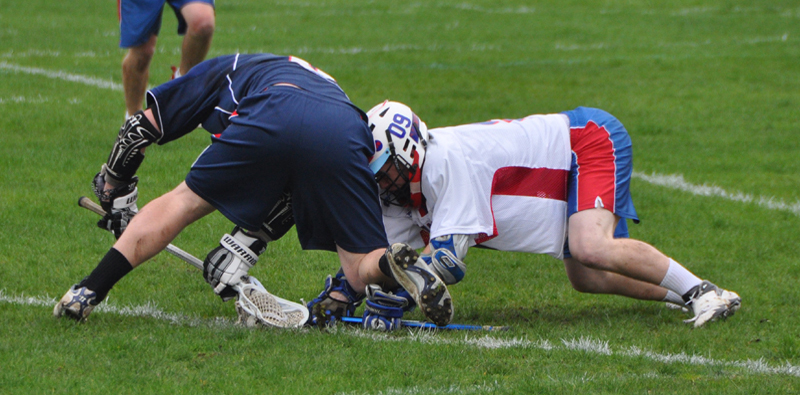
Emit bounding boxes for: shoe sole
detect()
[53,300,90,321]
[387,246,453,327]
[53,287,97,322]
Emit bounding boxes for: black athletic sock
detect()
[79,248,133,302]
[378,253,394,280]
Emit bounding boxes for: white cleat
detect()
[683,281,741,328]
[386,243,453,327]
[53,284,99,322]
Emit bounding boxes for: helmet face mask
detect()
[367,101,428,207]
[374,157,415,207]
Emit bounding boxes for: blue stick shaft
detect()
[340,316,509,332]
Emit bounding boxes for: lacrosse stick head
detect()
[235,276,309,329]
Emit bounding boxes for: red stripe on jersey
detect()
[570,121,616,212]
[475,166,568,244]
[492,167,568,201]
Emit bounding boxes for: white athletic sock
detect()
[663,290,684,304]
[659,258,702,297]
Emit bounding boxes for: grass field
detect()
[2,0,800,393]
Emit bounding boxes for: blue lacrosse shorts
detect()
[118,0,215,48]
[561,106,640,258]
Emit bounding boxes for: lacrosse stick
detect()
[78,196,309,328]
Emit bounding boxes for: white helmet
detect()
[366,100,429,207]
[367,100,429,173]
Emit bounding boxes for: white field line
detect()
[335,381,501,395]
[1,290,232,328]
[633,171,800,217]
[349,331,800,378]
[0,61,123,91]
[0,95,50,104]
[4,289,799,378]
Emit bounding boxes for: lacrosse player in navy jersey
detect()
[308,101,742,330]
[54,55,454,327]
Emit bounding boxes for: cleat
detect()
[385,243,453,326]
[170,65,179,80]
[682,281,741,328]
[53,284,99,322]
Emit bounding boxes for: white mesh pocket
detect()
[235,277,309,328]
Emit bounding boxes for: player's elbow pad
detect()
[105,111,163,183]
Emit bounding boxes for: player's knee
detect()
[188,15,215,39]
[568,241,610,271]
[192,20,215,40]
[564,265,600,293]
[124,47,155,71]
[568,279,595,294]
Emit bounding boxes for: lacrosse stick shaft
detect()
[79,196,502,331]
[78,196,204,270]
[78,196,308,328]
[339,316,510,332]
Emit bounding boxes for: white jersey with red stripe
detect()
[382,113,572,259]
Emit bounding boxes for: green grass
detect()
[2,0,800,393]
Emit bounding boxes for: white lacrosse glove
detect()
[203,227,268,301]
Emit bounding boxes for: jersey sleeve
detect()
[146,55,237,143]
[423,136,496,240]
[382,206,427,249]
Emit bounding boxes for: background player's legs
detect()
[178,2,215,76]
[122,35,158,116]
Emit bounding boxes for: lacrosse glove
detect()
[92,167,138,239]
[306,270,364,328]
[362,284,416,332]
[203,227,268,301]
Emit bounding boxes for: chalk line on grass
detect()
[0,290,232,327]
[633,171,800,217]
[4,289,799,377]
[0,61,123,91]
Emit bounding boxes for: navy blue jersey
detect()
[145,54,388,253]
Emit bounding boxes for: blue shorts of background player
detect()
[119,0,215,48]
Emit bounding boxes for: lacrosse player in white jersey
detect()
[308,101,741,330]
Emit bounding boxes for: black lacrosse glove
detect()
[92,169,139,239]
